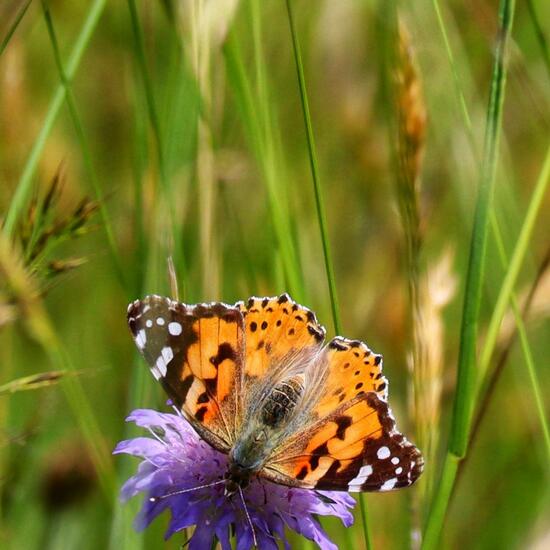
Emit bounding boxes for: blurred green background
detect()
[1,1,549,549]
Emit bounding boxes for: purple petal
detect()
[113,437,166,459]
[126,409,194,438]
[188,520,216,550]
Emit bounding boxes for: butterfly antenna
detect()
[149,479,225,503]
[238,485,258,549]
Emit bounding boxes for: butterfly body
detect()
[225,376,306,494]
[127,294,423,495]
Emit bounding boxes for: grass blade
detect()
[284,0,341,334]
[526,0,550,81]
[433,0,549,466]
[223,33,306,300]
[0,370,67,395]
[3,0,108,237]
[422,1,516,547]
[449,0,516,457]
[284,1,374,548]
[126,0,166,184]
[0,0,33,56]
[479,147,550,379]
[40,0,126,291]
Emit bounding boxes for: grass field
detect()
[1,1,549,548]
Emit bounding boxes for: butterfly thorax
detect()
[225,377,304,495]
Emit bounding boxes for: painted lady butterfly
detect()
[127,293,423,494]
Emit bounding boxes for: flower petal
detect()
[188,519,216,550]
[113,437,165,459]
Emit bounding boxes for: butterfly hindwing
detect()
[127,295,245,452]
[264,392,423,491]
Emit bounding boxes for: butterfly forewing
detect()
[127,295,245,452]
[237,294,325,376]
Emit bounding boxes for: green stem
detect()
[510,302,550,458]
[3,0,108,237]
[434,0,549,473]
[126,0,187,288]
[126,0,167,185]
[449,0,516,460]
[40,0,127,291]
[284,0,341,335]
[285,1,369,547]
[467,248,550,462]
[479,146,550,379]
[431,0,478,149]
[422,453,460,548]
[488,215,550,458]
[526,0,550,81]
[0,0,33,56]
[223,36,306,300]
[422,1,516,547]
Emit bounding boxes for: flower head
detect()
[114,408,355,549]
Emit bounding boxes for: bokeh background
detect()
[1,1,549,549]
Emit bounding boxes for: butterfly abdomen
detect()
[261,378,303,428]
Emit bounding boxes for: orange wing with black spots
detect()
[127,295,245,452]
[312,337,388,419]
[236,294,325,387]
[263,393,423,492]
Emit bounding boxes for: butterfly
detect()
[127,293,423,494]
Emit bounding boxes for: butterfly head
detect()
[223,461,253,496]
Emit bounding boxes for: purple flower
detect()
[114,408,355,550]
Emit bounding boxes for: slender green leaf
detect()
[3,0,108,237]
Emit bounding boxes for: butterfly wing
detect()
[263,393,423,491]
[235,294,325,407]
[127,295,245,452]
[262,335,423,492]
[311,337,388,418]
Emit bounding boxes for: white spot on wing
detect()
[146,320,153,328]
[155,356,167,377]
[348,464,373,489]
[156,317,165,326]
[150,367,162,380]
[395,467,403,475]
[391,456,400,465]
[136,329,146,349]
[161,347,174,364]
[168,322,182,336]
[380,478,398,491]
[377,446,390,460]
